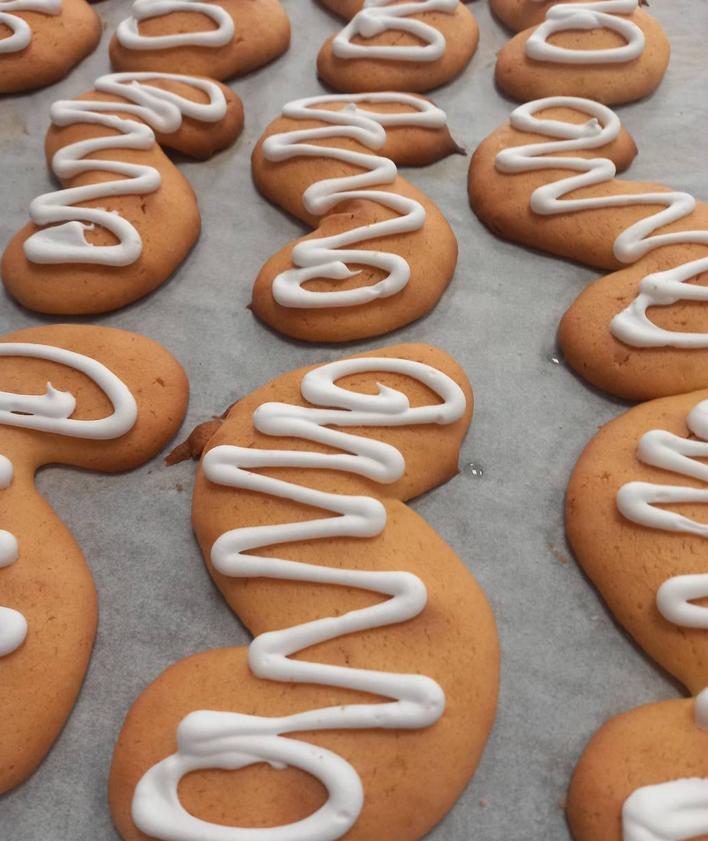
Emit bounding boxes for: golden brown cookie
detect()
[0,0,101,94]
[567,693,708,841]
[2,73,244,316]
[493,0,670,105]
[109,0,290,79]
[0,323,188,795]
[317,0,479,93]
[109,343,499,841]
[469,97,708,401]
[251,93,461,343]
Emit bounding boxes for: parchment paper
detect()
[1,1,707,838]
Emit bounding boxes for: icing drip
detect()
[0,341,137,658]
[0,0,61,55]
[495,96,708,349]
[333,0,458,63]
[526,0,644,65]
[262,93,446,309]
[24,72,227,267]
[617,398,708,630]
[131,356,466,841]
[116,0,234,51]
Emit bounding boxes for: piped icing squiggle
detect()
[333,0,458,63]
[622,690,708,841]
[495,96,708,349]
[0,0,61,55]
[617,398,708,630]
[525,0,645,65]
[116,0,235,50]
[261,93,445,309]
[24,72,227,268]
[131,356,466,841]
[0,342,137,658]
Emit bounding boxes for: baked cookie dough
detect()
[110,0,290,80]
[2,72,244,315]
[252,93,461,342]
[0,323,187,794]
[109,343,499,841]
[317,0,479,93]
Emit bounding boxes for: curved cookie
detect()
[317,0,479,93]
[109,344,499,841]
[0,0,101,94]
[566,390,708,695]
[0,323,187,794]
[567,692,708,841]
[2,73,243,316]
[469,97,708,401]
[252,93,460,342]
[493,0,670,105]
[110,0,290,79]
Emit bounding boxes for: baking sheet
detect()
[1,1,707,838]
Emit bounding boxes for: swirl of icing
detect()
[0,342,137,659]
[332,0,458,62]
[495,96,708,350]
[116,0,235,50]
[617,399,708,630]
[261,93,445,308]
[131,357,466,841]
[0,0,61,55]
[525,0,645,65]
[23,72,227,268]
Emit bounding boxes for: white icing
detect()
[116,0,234,51]
[526,0,645,65]
[0,0,61,55]
[24,72,227,267]
[262,93,446,309]
[495,96,708,349]
[0,340,138,658]
[131,356,467,841]
[623,777,708,841]
[333,0,457,62]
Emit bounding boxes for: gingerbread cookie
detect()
[492,0,670,105]
[0,0,101,94]
[109,344,499,841]
[251,93,461,342]
[468,97,708,402]
[110,0,290,79]
[0,323,187,794]
[567,691,708,841]
[2,72,243,316]
[317,0,479,93]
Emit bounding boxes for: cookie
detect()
[493,0,670,105]
[0,323,188,794]
[567,691,708,841]
[2,72,244,316]
[109,344,499,841]
[110,0,290,79]
[468,97,708,402]
[317,0,479,93]
[567,389,708,694]
[0,0,101,94]
[251,93,461,343]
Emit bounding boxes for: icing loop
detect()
[262,94,446,308]
[131,357,466,841]
[0,0,61,55]
[526,0,645,65]
[617,399,708,629]
[116,0,235,51]
[24,73,227,267]
[496,96,708,349]
[0,342,137,659]
[333,0,458,63]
